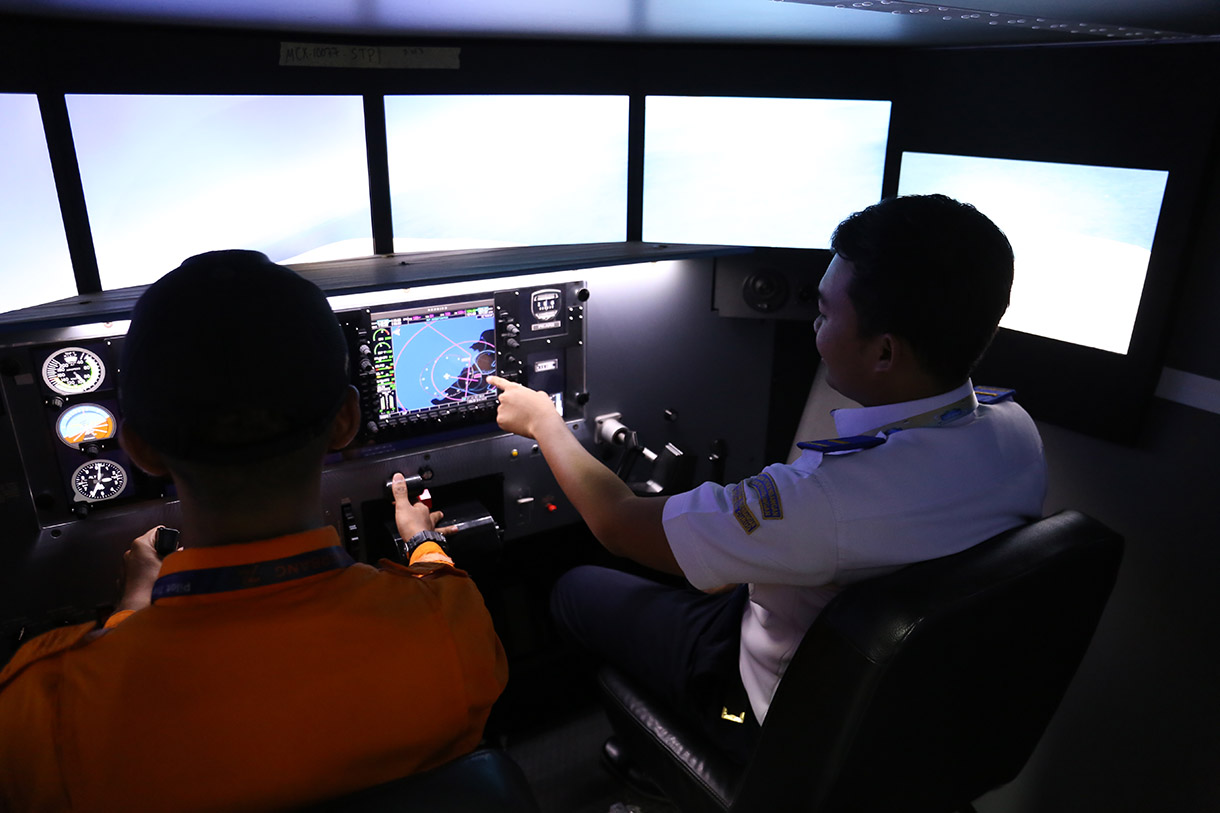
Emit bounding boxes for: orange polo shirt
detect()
[0,527,508,812]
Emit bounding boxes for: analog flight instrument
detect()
[71,459,127,503]
[56,403,117,448]
[42,347,106,396]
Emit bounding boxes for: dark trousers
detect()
[550,565,761,765]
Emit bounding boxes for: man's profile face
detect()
[814,255,876,404]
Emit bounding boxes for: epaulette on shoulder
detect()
[974,385,1016,404]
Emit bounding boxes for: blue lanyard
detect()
[151,546,355,603]
[797,388,1009,454]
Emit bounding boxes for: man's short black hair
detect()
[119,250,350,464]
[830,194,1014,387]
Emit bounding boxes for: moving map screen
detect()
[371,299,497,417]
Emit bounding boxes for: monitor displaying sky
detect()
[67,94,372,289]
[643,95,892,249]
[898,151,1169,354]
[0,94,77,314]
[384,95,629,250]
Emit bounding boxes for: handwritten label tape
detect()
[279,43,460,69]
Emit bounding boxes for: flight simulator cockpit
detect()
[0,80,1187,652]
[0,245,790,648]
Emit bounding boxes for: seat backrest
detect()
[299,747,542,813]
[732,510,1124,813]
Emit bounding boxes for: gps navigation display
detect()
[371,299,497,418]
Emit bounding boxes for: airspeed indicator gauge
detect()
[42,347,106,396]
[71,459,127,503]
[56,403,117,448]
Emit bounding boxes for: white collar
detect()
[831,380,978,438]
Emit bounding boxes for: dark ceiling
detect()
[1,0,1218,47]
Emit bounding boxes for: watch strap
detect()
[403,529,450,560]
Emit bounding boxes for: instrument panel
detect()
[26,338,140,515]
[1,277,588,525]
[0,254,778,638]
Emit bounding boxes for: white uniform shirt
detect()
[662,381,1047,723]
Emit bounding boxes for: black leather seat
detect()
[300,747,542,812]
[598,510,1124,813]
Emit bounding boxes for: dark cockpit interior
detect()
[2,1,1220,810]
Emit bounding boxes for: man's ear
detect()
[875,332,927,374]
[872,333,896,371]
[119,423,170,477]
[328,386,361,452]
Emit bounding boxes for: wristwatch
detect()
[403,529,450,560]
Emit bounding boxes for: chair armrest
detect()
[598,666,742,813]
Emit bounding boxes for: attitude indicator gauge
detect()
[56,403,117,448]
[71,459,127,503]
[42,347,106,396]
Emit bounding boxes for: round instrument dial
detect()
[56,403,117,448]
[42,347,106,396]
[71,459,127,503]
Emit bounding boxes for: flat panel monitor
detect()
[897,152,1169,355]
[643,96,892,249]
[384,95,629,250]
[1,94,77,314]
[370,297,498,419]
[66,94,372,290]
